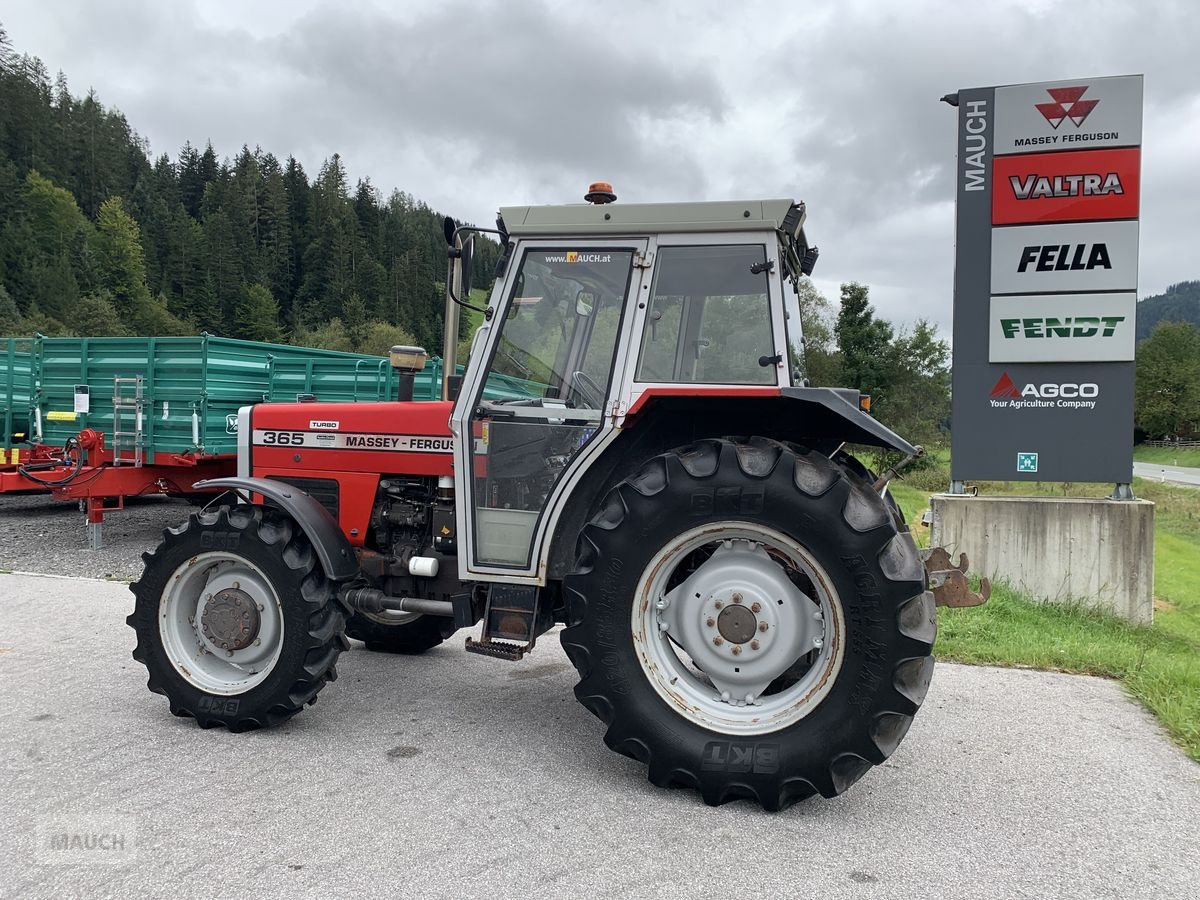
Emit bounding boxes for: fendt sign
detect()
[949,74,1143,483]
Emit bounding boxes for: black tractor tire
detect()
[127,504,348,731]
[831,449,907,529]
[561,437,935,810]
[344,611,450,654]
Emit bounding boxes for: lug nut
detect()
[750,640,760,650]
[732,593,743,604]
[713,637,724,646]
[751,602,761,613]
[813,636,824,648]
[225,650,233,658]
[758,621,769,632]
[714,601,723,609]
[732,645,742,656]
[706,617,715,627]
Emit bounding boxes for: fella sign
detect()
[948,74,1142,483]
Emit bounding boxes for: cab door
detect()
[450,239,648,582]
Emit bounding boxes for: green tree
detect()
[74,292,129,336]
[835,281,893,400]
[358,320,417,357]
[91,196,186,334]
[0,283,22,333]
[794,280,841,386]
[293,317,352,352]
[875,319,951,447]
[235,283,283,343]
[1136,322,1200,438]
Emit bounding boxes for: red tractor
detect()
[128,187,986,809]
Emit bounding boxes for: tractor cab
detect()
[451,194,819,580]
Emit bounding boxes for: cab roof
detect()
[499,198,802,237]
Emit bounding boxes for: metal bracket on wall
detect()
[1110,482,1136,501]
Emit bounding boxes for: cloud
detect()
[3,0,1198,335]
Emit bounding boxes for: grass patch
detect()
[936,583,1200,759]
[886,458,1200,761]
[1134,445,1200,468]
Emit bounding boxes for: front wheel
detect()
[127,504,348,731]
[561,437,935,810]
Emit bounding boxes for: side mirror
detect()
[575,290,595,317]
[460,235,474,297]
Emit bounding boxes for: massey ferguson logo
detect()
[989,372,1099,410]
[1010,172,1123,200]
[1036,85,1099,129]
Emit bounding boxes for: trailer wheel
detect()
[561,437,934,810]
[345,610,450,654]
[127,505,348,731]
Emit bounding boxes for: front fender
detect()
[193,476,359,582]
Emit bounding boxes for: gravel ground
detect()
[0,494,190,581]
[2,571,1198,899]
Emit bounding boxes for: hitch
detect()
[922,547,991,608]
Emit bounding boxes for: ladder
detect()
[111,376,145,467]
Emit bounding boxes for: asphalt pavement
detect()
[1,572,1198,900]
[1133,461,1200,487]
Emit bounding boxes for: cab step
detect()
[463,584,547,662]
[463,638,528,661]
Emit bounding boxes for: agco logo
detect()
[1036,86,1098,129]
[990,372,1099,410]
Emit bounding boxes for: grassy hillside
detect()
[1134,445,1200,468]
[1137,281,1200,341]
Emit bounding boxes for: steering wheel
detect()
[570,370,605,409]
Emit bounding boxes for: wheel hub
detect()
[658,539,824,705]
[200,588,260,651]
[716,604,757,644]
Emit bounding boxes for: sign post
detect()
[934,75,1154,626]
[946,75,1143,489]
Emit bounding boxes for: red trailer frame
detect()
[0,441,235,548]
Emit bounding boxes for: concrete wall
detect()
[929,495,1155,625]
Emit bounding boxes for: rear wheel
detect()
[345,609,449,654]
[561,437,935,810]
[127,505,348,731]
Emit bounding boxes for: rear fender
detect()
[193,476,359,582]
[543,389,918,581]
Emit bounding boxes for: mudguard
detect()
[779,387,919,456]
[193,476,359,581]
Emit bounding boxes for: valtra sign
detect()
[992,148,1140,224]
[949,73,1142,483]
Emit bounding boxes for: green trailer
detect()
[33,335,401,463]
[30,335,545,463]
[1,338,34,455]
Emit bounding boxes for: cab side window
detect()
[635,245,776,385]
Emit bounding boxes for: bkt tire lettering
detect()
[701,741,781,774]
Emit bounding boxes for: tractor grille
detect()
[265,476,340,520]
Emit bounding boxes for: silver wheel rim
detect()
[158,552,285,695]
[632,522,845,736]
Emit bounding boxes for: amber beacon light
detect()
[584,182,617,204]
